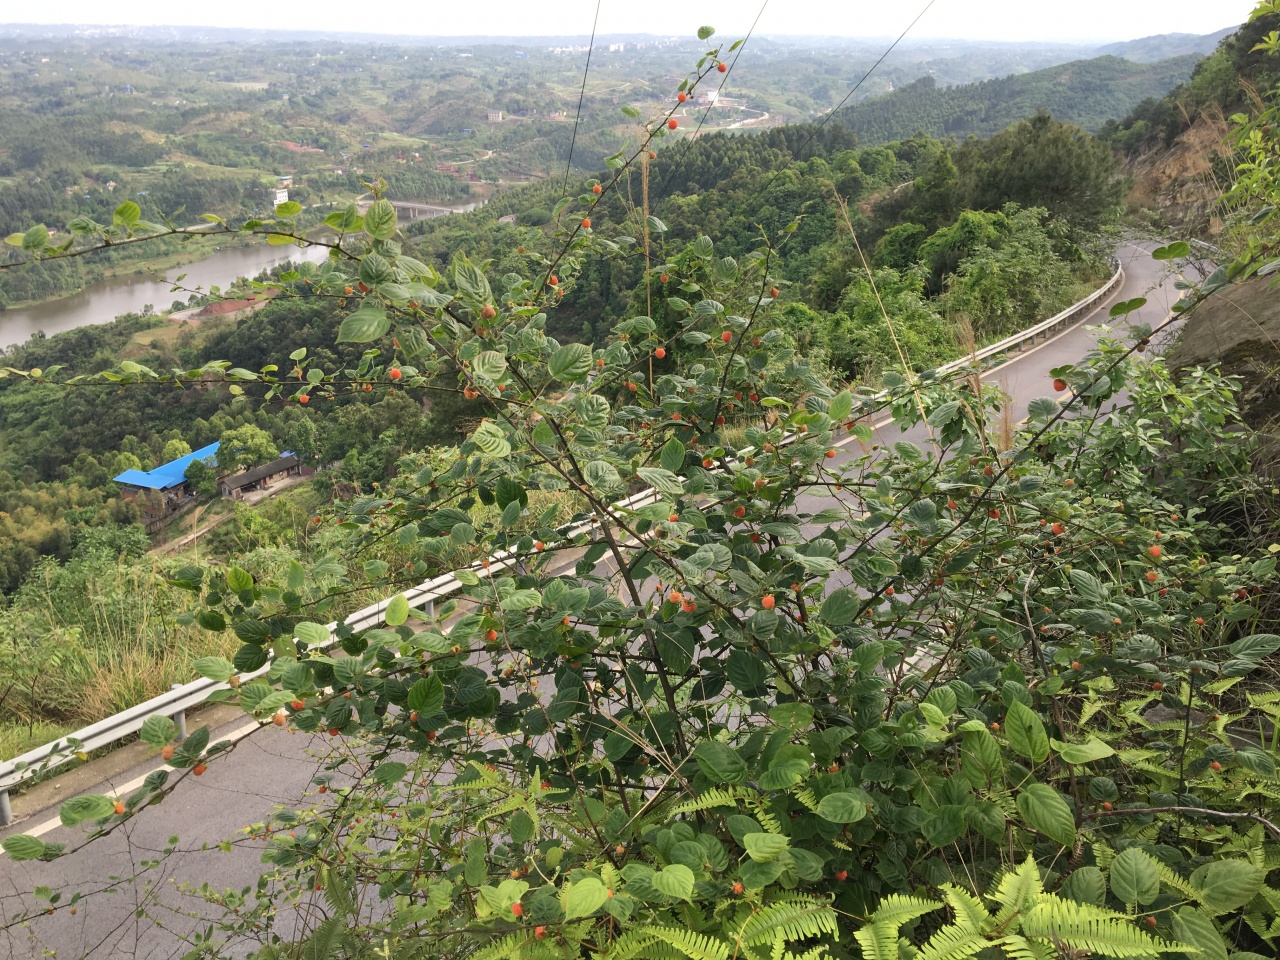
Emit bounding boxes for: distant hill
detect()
[833,54,1200,146]
[1093,27,1237,63]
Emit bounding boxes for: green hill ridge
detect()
[835,54,1201,145]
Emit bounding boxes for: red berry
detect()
[761,594,775,610]
[592,183,602,194]
[481,304,496,320]
[389,368,402,381]
[192,763,208,776]
[885,586,895,597]
[511,903,524,917]
[654,347,666,359]
[770,287,779,298]
[1210,761,1222,771]
[1152,682,1164,691]
[720,330,733,343]
[1145,916,1157,928]
[1052,522,1065,535]
[732,881,744,894]
[835,870,848,881]
[660,274,669,283]
[298,394,309,404]
[1146,571,1159,582]
[668,118,679,130]
[717,62,728,72]
[581,218,591,230]
[534,925,546,938]
[988,509,1000,520]
[825,449,836,459]
[1053,378,1068,392]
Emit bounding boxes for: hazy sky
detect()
[0,0,1259,44]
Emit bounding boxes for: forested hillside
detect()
[836,55,1199,145]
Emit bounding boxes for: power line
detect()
[651,0,771,207]
[751,0,938,199]
[561,0,603,199]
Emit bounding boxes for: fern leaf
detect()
[993,933,1053,960]
[639,926,732,960]
[913,923,988,960]
[1154,863,1201,904]
[991,857,1044,930]
[300,916,348,960]
[670,787,755,817]
[855,895,943,960]
[606,931,663,960]
[737,898,840,946]
[1022,898,1185,956]
[939,883,991,933]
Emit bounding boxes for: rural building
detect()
[114,442,220,529]
[217,453,304,499]
[486,111,503,122]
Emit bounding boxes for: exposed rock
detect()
[1166,279,1280,430]
[1127,114,1230,234]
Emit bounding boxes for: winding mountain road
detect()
[0,241,1184,959]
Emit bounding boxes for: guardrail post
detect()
[0,788,11,826]
[421,599,434,620]
[171,684,188,741]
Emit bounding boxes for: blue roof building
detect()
[113,442,220,492]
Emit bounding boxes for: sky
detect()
[0,0,1259,44]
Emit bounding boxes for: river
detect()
[0,197,491,349]
[0,242,332,350]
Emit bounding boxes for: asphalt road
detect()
[0,241,1182,959]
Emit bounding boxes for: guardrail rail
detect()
[0,256,1125,826]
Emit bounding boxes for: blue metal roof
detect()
[113,442,220,491]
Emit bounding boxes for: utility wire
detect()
[561,0,603,199]
[650,0,771,206]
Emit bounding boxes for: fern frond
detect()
[749,798,784,835]
[300,916,349,960]
[1154,863,1200,904]
[605,931,663,960]
[913,923,988,960]
[854,896,943,960]
[993,933,1053,960]
[639,925,732,960]
[991,858,1044,930]
[1022,898,1185,955]
[737,898,839,946]
[939,884,991,933]
[792,788,819,812]
[670,787,756,817]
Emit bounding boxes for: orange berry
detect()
[835,869,848,881]
[1195,617,1205,626]
[1148,545,1162,559]
[511,903,524,917]
[668,590,683,603]
[988,509,1000,520]
[678,92,688,102]
[272,713,286,726]
[720,330,733,343]
[581,218,591,230]
[1152,681,1164,691]
[1102,801,1113,811]
[885,586,895,597]
[668,118,678,130]
[593,183,603,194]
[192,762,208,776]
[825,448,836,459]
[1210,760,1222,771]
[1052,522,1065,535]
[549,275,559,286]
[1071,661,1082,670]
[732,881,744,894]
[161,744,176,761]
[761,594,776,610]
[718,62,728,72]
[298,394,309,404]
[655,347,666,359]
[389,368,402,381]
[1053,378,1068,392]
[486,628,499,642]
[770,287,779,298]
[1146,571,1159,582]
[113,801,126,815]
[1145,916,1157,928]
[535,925,547,939]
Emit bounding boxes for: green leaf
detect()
[1050,737,1115,765]
[363,199,398,240]
[407,676,444,716]
[274,200,303,218]
[1068,568,1108,603]
[373,762,408,786]
[472,350,507,381]
[828,391,853,423]
[1061,866,1107,906]
[743,833,789,862]
[726,649,767,694]
[59,794,117,826]
[22,224,49,251]
[820,588,860,625]
[636,467,683,497]
[927,401,961,427]
[1190,860,1265,915]
[113,201,141,227]
[140,715,176,747]
[294,622,332,646]
[693,742,748,785]
[226,567,253,592]
[1228,634,1280,659]
[385,594,410,627]
[759,758,810,791]
[659,437,686,474]
[193,656,235,683]
[815,792,868,824]
[548,342,593,382]
[1110,847,1160,906]
[1016,783,1075,846]
[1004,700,1049,763]
[697,25,716,40]
[652,864,695,900]
[768,702,814,729]
[1152,242,1190,261]
[563,876,609,918]
[337,304,390,343]
[1,835,47,860]
[1172,907,1228,960]
[473,421,511,458]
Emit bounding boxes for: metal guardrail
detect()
[0,257,1124,826]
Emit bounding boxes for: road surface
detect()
[0,242,1181,959]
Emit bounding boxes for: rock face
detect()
[1166,279,1280,430]
[1128,115,1231,235]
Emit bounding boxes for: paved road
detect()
[0,242,1181,959]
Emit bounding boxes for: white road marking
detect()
[1,719,263,855]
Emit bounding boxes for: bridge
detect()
[355,198,470,221]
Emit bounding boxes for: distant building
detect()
[497,214,518,225]
[114,442,221,528]
[218,453,303,499]
[486,110,503,122]
[276,175,293,188]
[274,188,289,205]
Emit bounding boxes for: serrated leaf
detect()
[363,199,397,240]
[1050,737,1115,764]
[385,594,410,627]
[743,833,789,862]
[60,794,117,827]
[472,350,507,381]
[652,864,695,900]
[1016,783,1074,846]
[337,304,390,343]
[140,715,176,747]
[693,742,748,785]
[373,762,408,786]
[407,675,445,716]
[1190,859,1265,914]
[1004,699,1049,763]
[1111,847,1160,906]
[816,792,868,824]
[1,836,47,860]
[473,421,511,458]
[563,877,609,918]
[548,342,593,382]
[193,656,235,683]
[659,437,686,474]
[821,588,860,625]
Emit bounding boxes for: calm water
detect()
[0,198,489,350]
[0,243,332,350]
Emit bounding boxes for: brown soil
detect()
[1128,114,1232,233]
